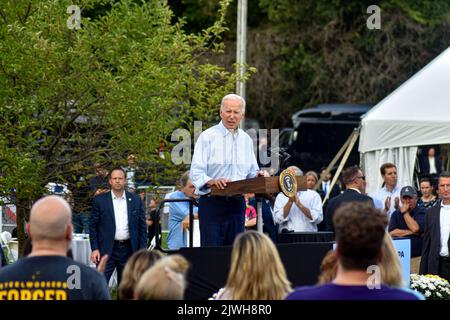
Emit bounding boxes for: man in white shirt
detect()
[370,162,401,223]
[420,172,450,282]
[190,94,265,246]
[273,166,323,232]
[90,167,147,284]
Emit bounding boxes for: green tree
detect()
[250,0,450,127]
[0,0,236,253]
[170,0,450,128]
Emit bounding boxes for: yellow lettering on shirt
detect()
[7,289,19,300]
[32,290,44,300]
[55,290,67,300]
[20,290,32,300]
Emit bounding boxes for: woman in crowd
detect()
[305,171,318,190]
[244,193,257,230]
[135,254,190,300]
[417,178,438,208]
[214,231,292,300]
[118,249,163,300]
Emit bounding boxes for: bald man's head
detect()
[29,196,72,242]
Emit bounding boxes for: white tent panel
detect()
[359,47,450,154]
[363,146,417,195]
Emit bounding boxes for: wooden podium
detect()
[210,176,307,233]
[211,176,307,196]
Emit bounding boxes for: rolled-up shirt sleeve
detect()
[273,193,289,224]
[308,192,323,224]
[190,133,212,193]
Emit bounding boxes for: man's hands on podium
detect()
[207,178,231,190]
[256,170,270,177]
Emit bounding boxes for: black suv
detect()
[285,104,374,173]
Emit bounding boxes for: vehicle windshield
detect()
[290,121,360,172]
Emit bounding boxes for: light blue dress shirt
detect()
[370,185,402,222]
[190,121,259,195]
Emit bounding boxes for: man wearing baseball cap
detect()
[388,186,426,274]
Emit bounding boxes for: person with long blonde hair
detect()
[380,233,404,287]
[318,249,338,285]
[216,231,292,300]
[118,249,163,300]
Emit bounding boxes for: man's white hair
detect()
[221,94,246,113]
[287,166,304,177]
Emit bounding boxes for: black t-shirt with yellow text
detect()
[0,256,110,300]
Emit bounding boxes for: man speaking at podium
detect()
[190,94,265,247]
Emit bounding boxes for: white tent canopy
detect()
[359,47,450,195]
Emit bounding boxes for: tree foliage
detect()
[0,0,236,251]
[169,0,450,128]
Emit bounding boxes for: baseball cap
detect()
[400,186,417,198]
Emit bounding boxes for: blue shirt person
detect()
[370,163,402,223]
[389,186,426,258]
[167,171,198,250]
[190,94,263,246]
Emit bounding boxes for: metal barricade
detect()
[154,198,198,253]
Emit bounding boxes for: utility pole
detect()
[237,0,262,232]
[236,0,247,101]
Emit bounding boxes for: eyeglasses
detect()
[357,176,366,181]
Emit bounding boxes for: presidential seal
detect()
[279,169,297,198]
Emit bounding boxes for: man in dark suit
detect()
[325,166,374,232]
[317,167,341,231]
[420,147,441,177]
[90,167,148,284]
[317,167,341,201]
[420,172,450,282]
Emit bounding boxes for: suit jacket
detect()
[420,156,441,175]
[89,191,148,257]
[420,203,443,275]
[317,182,341,202]
[325,189,374,232]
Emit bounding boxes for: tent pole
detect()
[314,128,356,191]
[322,128,360,205]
